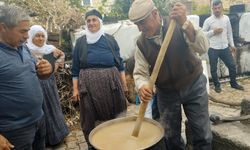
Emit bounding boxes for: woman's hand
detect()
[120,72,128,97]
[72,89,80,101]
[53,49,64,58]
[123,84,129,98]
[0,135,14,150]
[53,48,65,73]
[72,79,80,101]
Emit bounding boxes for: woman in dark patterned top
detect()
[71,9,127,149]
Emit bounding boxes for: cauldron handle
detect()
[132,20,176,137]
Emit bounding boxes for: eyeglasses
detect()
[135,13,153,26]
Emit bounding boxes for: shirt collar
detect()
[0,42,24,51]
[212,14,223,19]
[146,19,164,46]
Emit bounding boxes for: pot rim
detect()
[89,115,165,150]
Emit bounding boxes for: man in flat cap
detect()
[129,0,212,149]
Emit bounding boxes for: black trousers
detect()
[1,116,46,150]
[208,47,237,87]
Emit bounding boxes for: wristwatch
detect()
[182,20,190,31]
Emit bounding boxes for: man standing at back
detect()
[0,5,52,150]
[129,0,212,149]
[203,0,244,93]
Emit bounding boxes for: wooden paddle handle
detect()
[132,20,176,137]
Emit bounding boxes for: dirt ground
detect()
[209,77,250,104]
[47,77,250,150]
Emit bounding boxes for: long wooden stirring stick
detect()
[132,20,176,137]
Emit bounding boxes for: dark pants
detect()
[1,116,46,150]
[208,47,237,87]
[157,74,212,150]
[152,94,160,120]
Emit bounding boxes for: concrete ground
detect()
[46,77,250,150]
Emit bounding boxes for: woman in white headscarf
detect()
[71,9,127,149]
[27,25,69,146]
[27,25,65,71]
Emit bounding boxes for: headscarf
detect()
[85,9,105,44]
[85,9,102,20]
[27,25,55,55]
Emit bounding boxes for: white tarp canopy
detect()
[239,12,250,42]
[71,14,250,77]
[71,16,201,61]
[187,15,200,27]
[72,20,140,60]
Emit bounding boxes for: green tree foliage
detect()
[105,0,187,21]
[153,0,169,16]
[192,3,211,15]
[3,0,85,53]
[2,0,84,32]
[105,0,131,20]
[154,0,187,16]
[69,0,82,8]
[111,0,131,19]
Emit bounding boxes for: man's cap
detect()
[129,0,155,23]
[85,9,102,20]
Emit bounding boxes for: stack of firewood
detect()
[56,67,80,126]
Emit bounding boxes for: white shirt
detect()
[202,15,235,49]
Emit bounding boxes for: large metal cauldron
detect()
[89,116,166,150]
